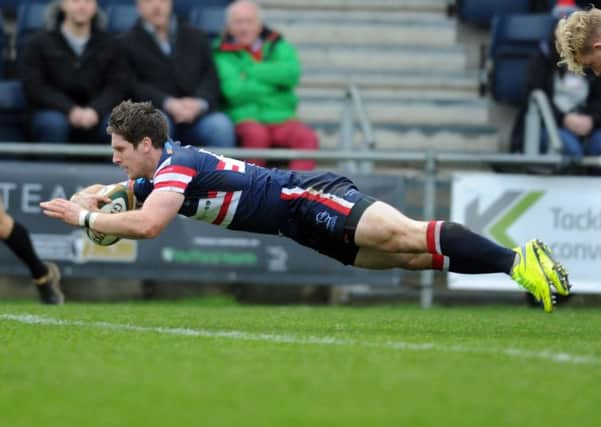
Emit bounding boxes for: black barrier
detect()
[0,161,404,286]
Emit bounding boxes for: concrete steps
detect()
[258,0,449,13]
[298,45,466,72]
[256,0,498,154]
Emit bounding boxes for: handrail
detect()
[0,143,572,164]
[524,89,563,156]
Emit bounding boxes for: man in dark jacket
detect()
[122,0,235,148]
[20,0,129,143]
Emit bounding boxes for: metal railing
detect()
[524,89,563,156]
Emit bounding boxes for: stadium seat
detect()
[0,0,23,18]
[188,6,226,40]
[487,14,556,105]
[175,0,231,20]
[106,3,138,34]
[456,0,531,27]
[0,79,27,142]
[97,0,131,9]
[0,11,5,78]
[15,1,50,58]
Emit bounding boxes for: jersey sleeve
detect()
[130,178,154,205]
[153,151,198,194]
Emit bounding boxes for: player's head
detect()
[556,7,601,75]
[107,100,168,149]
[107,100,168,179]
[226,0,263,47]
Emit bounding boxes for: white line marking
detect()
[1,313,599,365]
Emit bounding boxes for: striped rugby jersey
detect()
[130,141,361,238]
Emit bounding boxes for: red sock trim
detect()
[432,254,446,270]
[426,220,443,254]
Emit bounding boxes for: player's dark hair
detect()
[107,100,168,148]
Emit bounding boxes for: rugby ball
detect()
[85,184,135,246]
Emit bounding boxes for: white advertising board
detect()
[450,173,601,293]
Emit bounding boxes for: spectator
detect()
[20,0,128,144]
[214,0,319,170]
[123,0,235,148]
[511,30,601,163]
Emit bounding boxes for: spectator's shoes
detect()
[35,262,64,305]
[511,240,570,313]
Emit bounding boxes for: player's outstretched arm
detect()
[40,190,184,240]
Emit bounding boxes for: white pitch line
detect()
[1,313,599,366]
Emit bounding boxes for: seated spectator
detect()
[511,29,601,162]
[122,0,235,148]
[214,0,319,170]
[20,0,129,144]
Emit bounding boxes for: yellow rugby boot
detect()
[511,240,553,313]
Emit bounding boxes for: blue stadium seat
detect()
[0,0,23,18]
[106,3,138,34]
[16,1,50,57]
[98,0,131,8]
[488,14,556,105]
[0,11,5,78]
[175,0,230,20]
[188,6,226,40]
[0,79,26,142]
[457,0,531,27]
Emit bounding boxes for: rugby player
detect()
[40,101,571,312]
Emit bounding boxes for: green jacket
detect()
[213,28,300,124]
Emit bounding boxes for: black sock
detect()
[2,221,47,280]
[426,221,516,274]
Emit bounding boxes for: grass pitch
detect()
[1,297,600,427]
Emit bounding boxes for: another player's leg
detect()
[0,203,64,305]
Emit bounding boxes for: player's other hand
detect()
[70,192,111,211]
[40,198,85,227]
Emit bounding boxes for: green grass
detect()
[1,297,600,427]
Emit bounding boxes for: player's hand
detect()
[70,192,111,211]
[40,198,85,227]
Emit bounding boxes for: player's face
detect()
[111,133,148,179]
[579,42,601,76]
[137,0,172,30]
[61,0,97,26]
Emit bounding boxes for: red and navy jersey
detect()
[131,141,368,264]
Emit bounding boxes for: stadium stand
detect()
[174,0,231,20]
[105,3,138,34]
[487,13,556,105]
[15,1,49,59]
[455,0,531,26]
[0,79,26,142]
[0,0,24,18]
[0,11,4,78]
[188,6,225,40]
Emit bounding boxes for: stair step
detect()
[258,0,449,13]
[301,69,479,92]
[270,19,456,47]
[298,97,489,126]
[313,125,499,153]
[298,45,465,71]
[264,8,452,24]
[297,87,480,101]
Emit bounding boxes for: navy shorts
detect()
[281,172,376,265]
